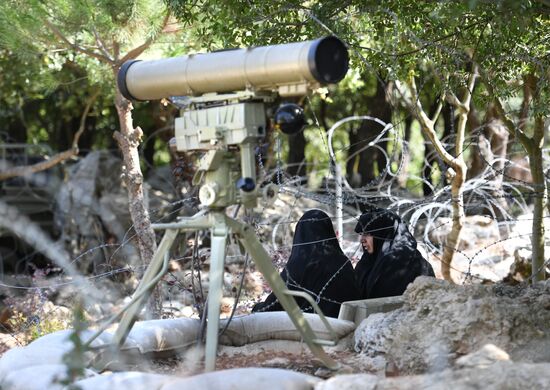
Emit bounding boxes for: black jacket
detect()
[252,209,359,318]
[354,209,435,299]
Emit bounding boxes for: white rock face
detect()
[315,362,550,390]
[354,277,550,374]
[455,344,510,369]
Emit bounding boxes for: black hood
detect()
[355,209,401,257]
[290,209,343,262]
[252,209,360,317]
[354,208,433,299]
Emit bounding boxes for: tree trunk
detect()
[405,70,476,282]
[345,128,359,187]
[112,85,161,317]
[439,108,468,282]
[356,78,392,187]
[486,73,547,281]
[357,121,381,186]
[467,103,485,179]
[6,107,27,143]
[423,102,450,196]
[286,131,306,179]
[440,161,466,281]
[528,117,547,282]
[422,131,438,196]
[397,115,413,188]
[468,103,509,180]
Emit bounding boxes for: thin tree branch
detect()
[445,91,465,112]
[451,65,477,156]
[119,38,153,64]
[406,76,434,129]
[0,90,100,181]
[44,20,114,65]
[494,95,533,150]
[119,11,171,63]
[430,98,443,124]
[406,76,457,167]
[112,40,121,63]
[519,74,537,133]
[482,74,532,149]
[355,18,490,58]
[0,150,74,181]
[92,26,114,62]
[72,89,101,150]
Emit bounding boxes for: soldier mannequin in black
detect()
[355,208,435,299]
[252,209,359,318]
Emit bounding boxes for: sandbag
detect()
[161,367,319,390]
[219,312,356,347]
[74,371,175,390]
[0,313,353,386]
[124,317,201,354]
[0,364,96,390]
[219,339,314,357]
[0,329,113,382]
[0,346,68,382]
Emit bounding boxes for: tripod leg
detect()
[227,218,340,370]
[204,220,228,372]
[111,228,179,348]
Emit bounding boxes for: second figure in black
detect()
[355,208,435,299]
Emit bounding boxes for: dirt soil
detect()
[147,349,370,379]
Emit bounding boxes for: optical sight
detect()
[118,37,349,210]
[118,36,348,101]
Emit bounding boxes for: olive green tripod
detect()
[105,208,340,371]
[84,96,340,372]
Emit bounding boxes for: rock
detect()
[503,247,550,284]
[474,255,502,266]
[354,277,550,374]
[51,277,122,311]
[54,151,140,271]
[0,333,19,353]
[315,373,379,390]
[314,364,354,379]
[455,344,510,369]
[0,305,13,333]
[315,362,550,390]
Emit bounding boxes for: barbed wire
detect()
[0,125,548,350]
[1,7,549,355]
